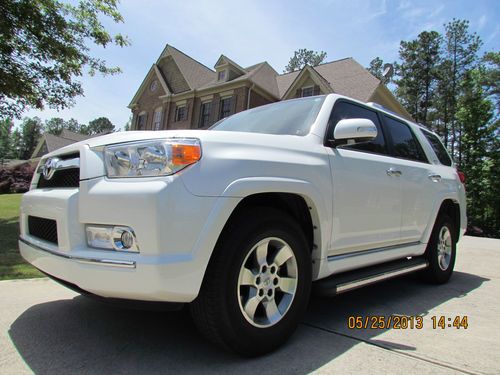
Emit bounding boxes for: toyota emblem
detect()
[42,157,59,180]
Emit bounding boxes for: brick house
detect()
[128,45,411,131]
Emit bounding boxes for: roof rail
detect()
[366,102,404,119]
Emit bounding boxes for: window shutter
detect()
[313,85,320,95]
[296,89,301,98]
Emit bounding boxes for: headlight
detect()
[104,138,201,178]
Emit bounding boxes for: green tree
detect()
[367,57,385,80]
[395,31,441,126]
[0,0,130,120]
[480,51,500,111]
[19,117,43,159]
[441,19,482,162]
[44,118,66,135]
[85,117,115,135]
[0,119,14,160]
[456,70,496,235]
[284,49,327,73]
[44,117,83,135]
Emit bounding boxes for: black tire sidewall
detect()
[216,209,311,354]
[424,215,456,284]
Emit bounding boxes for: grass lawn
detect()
[0,194,43,280]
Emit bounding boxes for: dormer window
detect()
[218,70,226,81]
[301,86,314,97]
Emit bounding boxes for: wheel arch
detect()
[436,199,461,242]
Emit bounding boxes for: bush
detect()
[0,162,36,194]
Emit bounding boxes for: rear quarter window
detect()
[420,129,453,166]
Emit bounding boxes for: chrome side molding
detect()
[19,237,136,269]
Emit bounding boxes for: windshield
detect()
[210,96,325,136]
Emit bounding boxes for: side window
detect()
[328,101,387,154]
[136,112,146,130]
[421,129,453,166]
[383,116,427,162]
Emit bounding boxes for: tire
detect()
[420,214,456,284]
[190,207,312,356]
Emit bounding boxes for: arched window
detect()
[153,107,163,130]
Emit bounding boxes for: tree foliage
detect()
[19,117,43,159]
[395,31,441,126]
[284,49,327,73]
[369,18,499,237]
[85,116,114,134]
[0,0,130,120]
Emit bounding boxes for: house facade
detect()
[128,45,411,131]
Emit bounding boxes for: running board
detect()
[313,257,428,297]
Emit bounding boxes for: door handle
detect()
[386,168,402,177]
[428,174,442,182]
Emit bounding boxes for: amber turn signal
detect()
[172,144,202,165]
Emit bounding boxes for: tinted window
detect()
[211,96,325,136]
[383,116,427,162]
[421,129,453,166]
[328,101,387,154]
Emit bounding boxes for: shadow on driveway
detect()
[9,271,488,374]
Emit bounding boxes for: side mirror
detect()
[332,118,377,144]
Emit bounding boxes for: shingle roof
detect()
[163,45,216,90]
[43,133,79,152]
[59,129,90,142]
[276,70,300,98]
[276,58,381,101]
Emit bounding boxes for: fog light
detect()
[120,230,134,249]
[86,225,139,252]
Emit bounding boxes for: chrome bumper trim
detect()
[19,237,136,269]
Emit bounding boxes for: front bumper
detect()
[19,173,220,303]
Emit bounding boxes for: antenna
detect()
[382,63,394,83]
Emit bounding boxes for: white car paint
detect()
[19,94,466,302]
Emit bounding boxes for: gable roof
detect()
[159,45,215,90]
[128,65,169,107]
[215,55,246,73]
[130,45,409,119]
[281,65,333,99]
[276,57,381,101]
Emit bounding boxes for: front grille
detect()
[28,216,58,245]
[36,152,80,188]
[37,168,80,188]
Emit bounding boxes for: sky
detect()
[23,0,500,130]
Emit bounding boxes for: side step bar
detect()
[313,257,428,297]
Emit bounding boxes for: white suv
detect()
[19,94,466,355]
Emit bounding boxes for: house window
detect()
[153,107,162,130]
[301,86,314,97]
[199,102,212,128]
[136,112,147,130]
[218,70,226,81]
[219,97,232,119]
[175,105,187,122]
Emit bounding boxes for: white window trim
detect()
[153,107,163,131]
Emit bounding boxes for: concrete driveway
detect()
[1,236,499,374]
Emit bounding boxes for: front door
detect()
[326,100,402,255]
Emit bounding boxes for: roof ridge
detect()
[165,44,215,73]
[278,57,354,77]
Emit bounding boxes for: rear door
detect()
[380,115,438,242]
[326,100,403,255]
